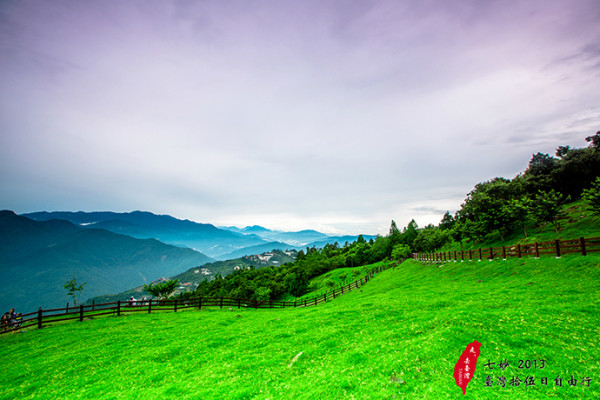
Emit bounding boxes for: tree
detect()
[389,220,400,236]
[254,286,271,301]
[391,244,411,261]
[555,145,571,158]
[523,153,558,193]
[532,190,567,232]
[585,131,600,150]
[144,279,179,300]
[438,211,455,230]
[64,276,86,307]
[412,227,450,253]
[449,218,464,249]
[551,146,600,199]
[287,272,309,297]
[502,197,532,238]
[582,177,600,214]
[401,219,419,249]
[456,178,518,240]
[526,152,557,176]
[368,235,392,262]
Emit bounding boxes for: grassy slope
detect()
[279,263,384,302]
[1,256,598,399]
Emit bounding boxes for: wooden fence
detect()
[1,263,397,335]
[414,236,600,262]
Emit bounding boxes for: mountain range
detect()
[0,211,212,312]
[2,210,375,312]
[24,211,267,259]
[219,225,330,247]
[24,211,375,259]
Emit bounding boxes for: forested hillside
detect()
[85,249,297,304]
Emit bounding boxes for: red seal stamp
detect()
[454,341,482,395]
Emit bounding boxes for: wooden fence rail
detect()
[414,236,600,262]
[1,263,397,335]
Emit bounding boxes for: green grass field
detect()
[1,255,598,399]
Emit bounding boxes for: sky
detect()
[1,0,599,235]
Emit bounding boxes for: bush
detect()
[582,177,600,214]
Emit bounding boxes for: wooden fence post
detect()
[517,244,522,258]
[220,297,223,309]
[534,242,539,258]
[198,297,202,310]
[304,300,307,307]
[489,247,493,260]
[502,246,506,260]
[79,304,84,322]
[117,300,121,316]
[92,300,95,311]
[555,239,561,258]
[469,249,472,260]
[314,297,317,306]
[580,237,587,256]
[238,298,241,309]
[37,307,42,329]
[66,302,69,314]
[478,248,482,261]
[174,299,178,312]
[148,299,152,313]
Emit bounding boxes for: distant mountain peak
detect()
[243,225,272,233]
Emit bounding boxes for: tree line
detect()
[174,230,414,303]
[438,131,600,245]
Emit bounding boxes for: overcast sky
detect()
[1,0,599,235]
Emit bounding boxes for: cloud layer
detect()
[1,0,599,234]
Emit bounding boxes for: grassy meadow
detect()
[1,255,599,399]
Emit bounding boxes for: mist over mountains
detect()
[24,211,374,259]
[218,225,330,247]
[1,210,374,312]
[0,211,213,312]
[24,211,267,259]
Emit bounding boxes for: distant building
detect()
[258,253,274,262]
